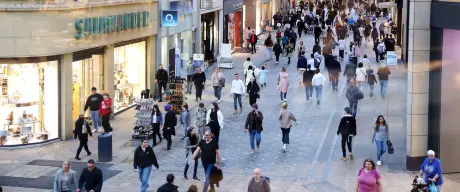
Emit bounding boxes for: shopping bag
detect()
[428,182,438,192]
[387,140,394,154]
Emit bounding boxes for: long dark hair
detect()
[212,102,219,111]
[187,126,197,145]
[363,158,376,170]
[153,104,160,115]
[374,115,388,131]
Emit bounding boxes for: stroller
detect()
[411,175,429,192]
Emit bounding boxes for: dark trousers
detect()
[375,51,379,62]
[288,56,291,64]
[281,127,291,144]
[379,53,385,61]
[298,29,303,37]
[349,101,358,118]
[163,129,172,150]
[76,139,90,158]
[341,134,353,157]
[184,149,198,177]
[275,54,280,62]
[151,123,162,144]
[195,83,203,99]
[339,50,345,59]
[251,43,256,54]
[101,114,112,132]
[158,83,166,101]
[330,73,339,89]
[249,94,257,107]
[314,35,320,44]
[186,75,193,93]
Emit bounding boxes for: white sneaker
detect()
[217,100,220,103]
[377,161,382,166]
[92,129,96,133]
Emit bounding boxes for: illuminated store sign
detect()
[75,11,150,39]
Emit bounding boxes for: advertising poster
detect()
[193,54,205,72]
[386,51,398,66]
[228,13,235,47]
[8,64,39,104]
[175,47,182,77]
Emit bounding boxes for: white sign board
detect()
[193,54,204,61]
[386,51,398,66]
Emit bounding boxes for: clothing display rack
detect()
[132,98,154,139]
[168,72,185,114]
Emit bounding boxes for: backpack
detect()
[219,77,225,87]
[354,89,364,100]
[276,31,282,38]
[377,44,385,54]
[81,120,88,134]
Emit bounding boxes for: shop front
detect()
[200,0,223,62]
[223,0,243,50]
[261,0,273,28]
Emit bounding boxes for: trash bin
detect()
[98,133,112,162]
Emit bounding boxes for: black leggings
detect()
[275,54,280,62]
[195,84,203,99]
[151,123,162,143]
[76,139,90,158]
[341,134,353,157]
[101,114,112,132]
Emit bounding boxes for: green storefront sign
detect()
[75,11,150,39]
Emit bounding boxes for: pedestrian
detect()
[329,56,342,91]
[247,77,260,107]
[77,159,103,192]
[155,64,169,102]
[286,41,294,65]
[151,104,163,146]
[355,62,367,91]
[231,73,245,114]
[357,159,383,192]
[184,126,200,180]
[245,66,256,94]
[346,80,363,117]
[133,139,159,192]
[191,130,222,192]
[192,67,206,101]
[314,23,322,44]
[74,114,92,160]
[307,54,318,71]
[98,93,113,133]
[361,54,371,68]
[187,185,198,192]
[83,87,103,133]
[371,26,378,42]
[344,62,357,86]
[277,67,289,102]
[180,103,191,139]
[250,30,258,54]
[377,62,391,99]
[244,104,264,153]
[419,150,443,192]
[206,102,224,143]
[289,29,297,49]
[185,58,194,94]
[53,161,78,192]
[377,40,386,61]
[157,174,179,192]
[194,103,207,138]
[211,68,225,103]
[163,104,177,150]
[298,41,306,58]
[303,64,315,102]
[282,35,288,53]
[312,69,327,105]
[337,107,357,161]
[246,27,252,48]
[244,57,255,83]
[279,102,297,152]
[297,51,308,85]
[338,38,346,60]
[273,40,282,65]
[264,34,274,61]
[372,115,390,166]
[259,65,268,87]
[373,40,380,62]
[247,168,271,192]
[367,69,378,97]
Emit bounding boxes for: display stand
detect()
[132,98,154,139]
[217,44,234,69]
[168,74,185,114]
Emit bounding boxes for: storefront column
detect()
[60,53,73,140]
[104,45,115,105]
[244,0,256,31]
[405,0,431,171]
[147,36,156,91]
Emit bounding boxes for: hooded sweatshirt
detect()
[98,98,112,116]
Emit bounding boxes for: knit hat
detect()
[252,103,258,109]
[164,104,171,111]
[344,107,351,114]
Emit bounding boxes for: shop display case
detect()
[168,72,185,114]
[114,85,134,112]
[132,98,154,139]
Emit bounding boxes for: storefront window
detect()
[114,41,146,113]
[0,61,59,146]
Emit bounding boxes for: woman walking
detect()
[337,107,357,161]
[273,40,283,65]
[279,102,297,152]
[180,103,191,140]
[244,104,264,153]
[211,68,224,103]
[74,114,92,160]
[356,62,367,91]
[419,150,443,192]
[133,139,159,192]
[192,67,206,101]
[286,41,294,65]
[311,69,327,105]
[194,103,207,139]
[53,161,78,192]
[206,102,224,143]
[372,115,390,166]
[184,126,200,181]
[356,159,383,192]
[245,66,256,95]
[277,67,289,102]
[247,77,261,107]
[264,34,274,61]
[298,41,306,58]
[99,93,113,133]
[151,104,163,146]
[303,65,315,102]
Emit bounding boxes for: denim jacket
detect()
[180,110,191,127]
[151,111,163,124]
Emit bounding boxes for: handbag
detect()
[428,182,438,192]
[387,140,394,154]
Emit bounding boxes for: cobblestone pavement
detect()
[1,31,460,192]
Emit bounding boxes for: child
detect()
[180,103,191,139]
[259,65,268,87]
[367,69,378,97]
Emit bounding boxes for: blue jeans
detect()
[138,166,152,192]
[369,84,375,94]
[376,140,386,161]
[380,80,388,97]
[202,163,214,192]
[213,86,222,100]
[349,101,358,117]
[314,85,323,100]
[90,110,100,129]
[233,93,242,110]
[249,130,261,150]
[305,85,313,100]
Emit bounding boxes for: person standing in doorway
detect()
[250,30,258,54]
[151,104,163,146]
[77,159,103,192]
[133,139,159,192]
[312,69,327,105]
[163,104,177,150]
[244,104,264,153]
[303,64,315,102]
[98,93,113,133]
[192,67,206,101]
[372,115,390,166]
[155,64,168,102]
[279,102,297,152]
[211,68,225,103]
[337,107,357,161]
[83,87,103,133]
[247,77,260,107]
[184,126,200,181]
[377,63,391,99]
[191,130,222,192]
[231,73,245,114]
[74,114,92,160]
[277,67,289,102]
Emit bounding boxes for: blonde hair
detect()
[281,102,288,109]
[62,161,71,172]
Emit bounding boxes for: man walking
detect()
[157,174,179,192]
[77,159,103,192]
[231,73,245,114]
[329,56,342,91]
[74,114,92,160]
[343,63,357,87]
[155,64,168,102]
[83,87,103,133]
[192,130,222,192]
[297,51,308,85]
[185,58,194,94]
[250,30,258,54]
[163,104,177,150]
[247,168,271,192]
[377,62,391,99]
[346,81,363,117]
[245,104,264,154]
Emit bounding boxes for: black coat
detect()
[328,60,342,75]
[163,111,177,136]
[273,44,283,55]
[133,146,159,169]
[155,69,168,85]
[247,81,260,95]
[244,111,264,132]
[74,118,92,141]
[157,183,179,192]
[192,72,206,85]
[337,115,357,135]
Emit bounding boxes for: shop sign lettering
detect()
[232,2,242,10]
[75,11,150,39]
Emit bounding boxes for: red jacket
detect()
[99,98,112,116]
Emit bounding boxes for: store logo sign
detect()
[74,11,150,39]
[161,10,178,27]
[233,2,243,10]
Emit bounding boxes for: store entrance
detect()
[201,12,215,62]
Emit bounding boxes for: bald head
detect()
[253,168,261,180]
